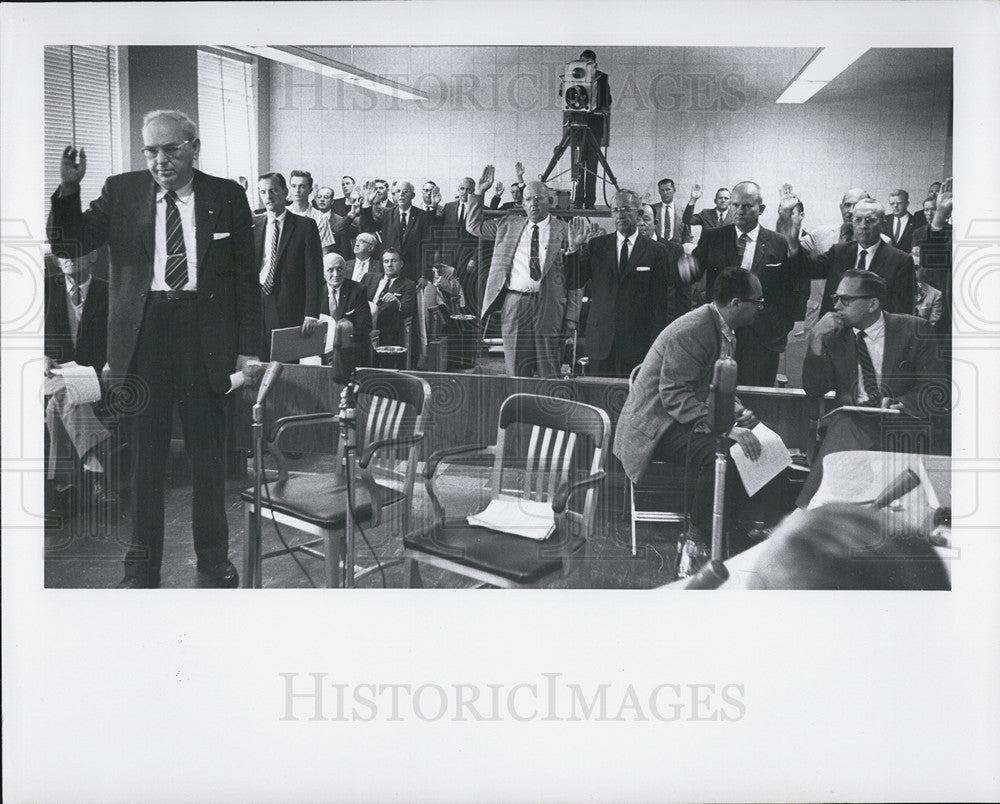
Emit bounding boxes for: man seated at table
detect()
[614,268,773,556]
[798,269,947,506]
[361,248,417,349]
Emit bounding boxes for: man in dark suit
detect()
[797,270,946,506]
[566,189,681,376]
[679,181,803,387]
[682,185,732,231]
[359,180,433,282]
[48,109,262,588]
[314,184,356,262]
[437,176,480,274]
[254,172,323,359]
[794,198,915,317]
[331,175,355,217]
[881,189,920,253]
[614,268,767,550]
[315,253,372,381]
[652,178,689,246]
[361,249,416,349]
[44,247,114,505]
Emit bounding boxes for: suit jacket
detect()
[683,204,733,230]
[802,312,944,417]
[319,277,373,378]
[331,197,350,217]
[914,283,943,329]
[804,240,915,316]
[361,272,417,346]
[466,192,580,336]
[320,209,357,262]
[652,201,689,245]
[359,204,434,281]
[47,169,261,394]
[44,273,108,368]
[614,305,744,483]
[881,213,920,253]
[693,224,802,352]
[567,232,676,367]
[253,212,323,333]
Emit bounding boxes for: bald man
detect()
[467,165,580,377]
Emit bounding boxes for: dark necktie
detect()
[619,237,629,275]
[400,211,408,233]
[736,232,749,265]
[164,190,189,290]
[529,224,541,280]
[857,247,867,272]
[855,331,881,405]
[70,284,82,308]
[893,216,901,243]
[262,218,280,295]
[458,202,465,227]
[379,279,393,303]
[330,289,339,319]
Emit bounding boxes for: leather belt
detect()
[149,290,198,300]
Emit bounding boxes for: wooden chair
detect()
[402,393,610,588]
[241,369,430,587]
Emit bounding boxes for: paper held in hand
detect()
[729,422,792,496]
[45,362,101,405]
[467,495,555,540]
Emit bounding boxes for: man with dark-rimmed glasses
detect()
[797,269,946,506]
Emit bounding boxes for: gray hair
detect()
[142,109,197,140]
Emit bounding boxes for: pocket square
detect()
[765,262,781,268]
[213,232,231,240]
[636,266,651,272]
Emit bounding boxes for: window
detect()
[44,46,124,213]
[197,49,259,187]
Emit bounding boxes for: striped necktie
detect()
[262,218,281,295]
[164,190,189,289]
[855,331,881,404]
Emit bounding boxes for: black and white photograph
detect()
[3,1,999,801]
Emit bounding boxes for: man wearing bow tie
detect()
[48,109,261,588]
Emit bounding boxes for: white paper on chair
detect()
[48,362,101,405]
[467,495,555,540]
[319,313,337,352]
[729,422,791,496]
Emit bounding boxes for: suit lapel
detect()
[194,172,216,271]
[254,217,266,264]
[881,314,901,375]
[751,229,771,272]
[275,212,294,265]
[136,179,157,266]
[541,219,560,278]
[620,234,645,283]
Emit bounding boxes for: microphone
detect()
[706,356,738,435]
[255,360,283,405]
[870,468,921,510]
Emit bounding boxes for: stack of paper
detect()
[729,422,792,496]
[46,362,101,405]
[467,495,555,540]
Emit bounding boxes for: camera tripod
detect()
[539,112,619,209]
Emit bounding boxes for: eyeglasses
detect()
[831,294,874,305]
[742,297,766,308]
[141,140,193,160]
[610,207,638,215]
[851,216,881,226]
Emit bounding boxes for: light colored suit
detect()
[614,305,739,483]
[466,192,580,377]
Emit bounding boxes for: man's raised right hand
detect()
[476,165,495,195]
[60,145,87,193]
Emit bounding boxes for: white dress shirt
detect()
[508,215,551,292]
[351,257,370,282]
[855,240,881,271]
[660,203,675,240]
[853,312,886,404]
[152,180,197,290]
[616,230,637,268]
[736,223,761,271]
[259,210,287,285]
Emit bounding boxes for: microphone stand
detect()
[710,434,729,562]
[338,383,358,588]
[246,393,266,589]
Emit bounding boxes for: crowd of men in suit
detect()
[44,104,954,587]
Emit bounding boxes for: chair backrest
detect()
[490,393,610,536]
[352,369,431,488]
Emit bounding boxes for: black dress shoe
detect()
[115,575,160,589]
[198,559,239,588]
